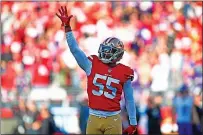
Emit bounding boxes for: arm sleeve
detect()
[66,32,92,75]
[123,79,137,125]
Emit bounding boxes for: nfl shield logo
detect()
[108,69,112,73]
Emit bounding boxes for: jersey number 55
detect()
[92,73,120,99]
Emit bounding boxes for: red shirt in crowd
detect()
[1,63,16,90]
[32,62,50,87]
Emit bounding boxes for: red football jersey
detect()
[87,55,134,111]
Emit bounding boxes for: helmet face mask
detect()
[98,37,124,64]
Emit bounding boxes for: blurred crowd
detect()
[12,99,56,134]
[1,1,202,135]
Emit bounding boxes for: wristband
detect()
[65,26,72,32]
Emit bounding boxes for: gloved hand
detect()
[123,125,137,135]
[56,6,73,27]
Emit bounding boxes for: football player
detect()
[56,6,137,134]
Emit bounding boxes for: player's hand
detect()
[56,6,73,27]
[123,125,137,135]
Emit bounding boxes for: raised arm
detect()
[123,79,137,134]
[65,31,92,75]
[56,6,91,75]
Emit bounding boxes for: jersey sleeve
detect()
[86,55,98,76]
[87,55,94,62]
[124,67,134,81]
[88,55,99,62]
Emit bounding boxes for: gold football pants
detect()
[86,114,122,134]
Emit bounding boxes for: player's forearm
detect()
[66,31,81,54]
[124,80,137,125]
[66,31,91,74]
[126,99,137,125]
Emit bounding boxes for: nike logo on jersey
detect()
[108,69,112,73]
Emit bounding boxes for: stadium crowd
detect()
[1,1,202,135]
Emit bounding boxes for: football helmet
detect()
[98,37,124,64]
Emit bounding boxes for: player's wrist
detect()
[129,118,137,126]
[130,125,137,128]
[65,25,72,32]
